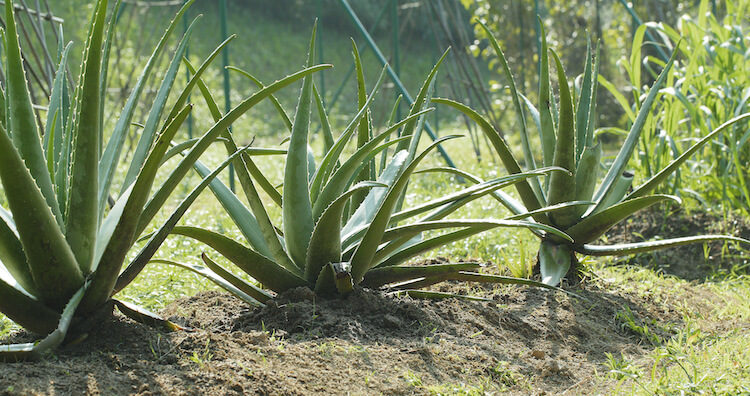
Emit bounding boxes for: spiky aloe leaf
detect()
[537,18,555,169]
[4,0,63,227]
[0,214,35,296]
[0,123,83,308]
[0,277,59,335]
[0,283,86,362]
[66,0,109,274]
[360,262,481,289]
[403,290,494,302]
[169,227,308,293]
[565,195,681,245]
[574,142,602,217]
[198,253,272,303]
[282,24,318,268]
[628,113,750,199]
[44,43,72,193]
[350,39,374,214]
[114,143,249,293]
[432,98,546,222]
[152,257,266,307]
[539,240,572,286]
[579,235,750,257]
[113,299,181,332]
[306,182,386,284]
[349,135,459,281]
[99,0,196,210]
[590,46,679,214]
[575,36,596,162]
[546,49,578,229]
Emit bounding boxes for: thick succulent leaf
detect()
[82,106,191,313]
[590,46,678,214]
[574,142,602,217]
[138,64,332,232]
[200,253,273,303]
[578,235,750,257]
[305,182,386,284]
[44,43,72,188]
[0,277,59,335]
[0,212,35,295]
[536,18,555,169]
[360,262,481,289]
[169,227,308,293]
[228,66,293,131]
[94,185,132,271]
[309,66,389,205]
[152,258,265,307]
[432,98,545,222]
[350,39,375,214]
[450,271,575,295]
[566,195,681,245]
[376,220,571,268]
[546,50,578,229]
[341,151,409,247]
[312,84,335,152]
[113,299,182,332]
[191,159,273,259]
[595,171,634,212]
[65,0,109,274]
[282,24,318,269]
[402,290,494,302]
[0,283,86,362]
[4,0,62,227]
[0,124,82,308]
[349,136,462,281]
[99,0,196,210]
[477,21,543,201]
[184,61,284,212]
[539,241,572,286]
[114,144,248,293]
[122,16,200,191]
[629,113,750,199]
[574,37,596,162]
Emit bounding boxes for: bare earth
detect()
[0,209,746,395]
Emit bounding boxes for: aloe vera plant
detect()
[435,21,750,286]
[157,28,571,303]
[0,0,326,361]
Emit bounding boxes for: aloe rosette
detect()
[435,20,750,286]
[0,0,327,361]
[155,27,572,302]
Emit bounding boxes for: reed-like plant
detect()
[155,28,571,303]
[0,0,325,361]
[435,20,750,286]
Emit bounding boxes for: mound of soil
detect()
[0,279,687,395]
[605,208,750,280]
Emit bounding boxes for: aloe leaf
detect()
[191,159,273,259]
[0,124,82,308]
[0,283,86,362]
[629,113,750,199]
[152,258,265,307]
[4,0,62,227]
[122,16,200,191]
[433,98,545,222]
[66,0,109,274]
[403,290,494,302]
[312,84,335,152]
[0,213,35,295]
[349,136,462,280]
[477,21,543,201]
[200,253,273,303]
[574,142,602,217]
[360,262,481,289]
[575,36,595,162]
[0,277,59,336]
[539,241,572,286]
[566,195,681,245]
[377,220,571,268]
[168,227,308,293]
[341,151,409,245]
[306,182,386,283]
[598,75,636,121]
[139,64,331,233]
[451,271,575,296]
[546,49,578,229]
[94,185,132,271]
[113,299,182,332]
[98,0,122,142]
[44,43,72,187]
[596,171,634,212]
[82,106,192,312]
[282,31,317,268]
[99,0,196,211]
[350,39,374,211]
[591,46,679,213]
[579,235,750,257]
[537,18,555,169]
[114,144,249,293]
[308,66,389,204]
[228,66,292,131]
[184,61,283,208]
